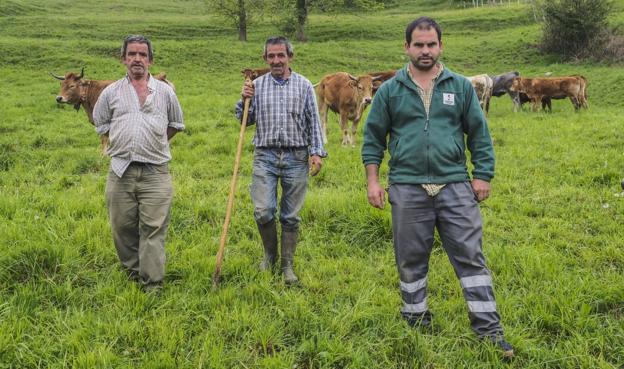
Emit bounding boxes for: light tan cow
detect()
[467,74,493,116]
[315,72,381,147]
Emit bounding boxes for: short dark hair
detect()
[263,36,294,58]
[405,17,442,44]
[121,35,153,61]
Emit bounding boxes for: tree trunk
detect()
[295,0,307,42]
[238,0,247,41]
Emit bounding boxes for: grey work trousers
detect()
[388,182,504,337]
[105,162,173,285]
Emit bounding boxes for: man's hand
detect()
[309,155,322,176]
[241,80,255,99]
[471,178,491,202]
[367,180,386,209]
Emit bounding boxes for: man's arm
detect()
[93,87,112,135]
[461,78,494,201]
[366,164,386,209]
[167,89,185,140]
[235,79,256,126]
[304,82,327,158]
[462,78,495,182]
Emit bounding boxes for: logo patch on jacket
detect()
[443,93,455,105]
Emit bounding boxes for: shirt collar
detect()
[269,69,293,86]
[406,62,444,85]
[124,73,156,92]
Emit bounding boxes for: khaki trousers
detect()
[105,162,173,284]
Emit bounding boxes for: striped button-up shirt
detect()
[236,71,327,157]
[93,75,185,177]
[407,63,447,197]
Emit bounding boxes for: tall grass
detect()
[0,0,623,367]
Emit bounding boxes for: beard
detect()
[411,57,437,71]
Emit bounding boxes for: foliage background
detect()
[0,0,623,368]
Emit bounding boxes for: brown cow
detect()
[510,76,585,112]
[467,74,493,116]
[51,68,175,150]
[315,72,381,147]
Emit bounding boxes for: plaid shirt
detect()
[407,63,447,196]
[236,71,327,157]
[93,75,185,177]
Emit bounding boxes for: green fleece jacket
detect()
[361,65,495,184]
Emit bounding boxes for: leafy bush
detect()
[540,0,614,60]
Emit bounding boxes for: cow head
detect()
[50,67,85,111]
[509,76,523,93]
[348,74,381,107]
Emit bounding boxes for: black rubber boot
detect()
[280,228,299,284]
[257,220,278,271]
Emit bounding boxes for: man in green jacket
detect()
[362,17,513,358]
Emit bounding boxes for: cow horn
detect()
[347,74,358,82]
[371,75,383,81]
[78,67,84,79]
[49,72,65,80]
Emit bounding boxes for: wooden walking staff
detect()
[212,69,255,288]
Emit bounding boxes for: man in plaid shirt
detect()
[236,36,326,285]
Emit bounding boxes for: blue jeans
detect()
[250,147,309,230]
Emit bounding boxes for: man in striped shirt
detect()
[236,36,326,284]
[94,35,184,293]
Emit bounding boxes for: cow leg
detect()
[350,118,361,148]
[531,97,540,112]
[485,96,491,117]
[339,111,349,147]
[319,101,329,144]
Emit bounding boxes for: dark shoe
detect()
[125,269,141,282]
[484,335,514,358]
[142,282,163,295]
[281,228,299,285]
[403,311,433,329]
[257,220,278,271]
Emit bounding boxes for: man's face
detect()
[263,43,292,79]
[123,42,152,77]
[404,27,442,72]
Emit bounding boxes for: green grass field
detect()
[0,0,623,367]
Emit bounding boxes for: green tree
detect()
[270,0,393,42]
[540,0,612,59]
[207,0,264,41]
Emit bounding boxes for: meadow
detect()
[0,0,623,367]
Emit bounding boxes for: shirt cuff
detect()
[310,148,328,158]
[168,122,185,131]
[95,124,110,135]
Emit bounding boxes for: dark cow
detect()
[51,67,175,150]
[491,71,523,111]
[367,70,396,94]
[315,72,381,147]
[510,76,586,112]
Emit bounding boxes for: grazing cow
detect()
[467,74,493,116]
[510,76,585,112]
[491,71,524,111]
[51,68,175,150]
[367,70,396,94]
[241,68,270,81]
[315,72,381,147]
